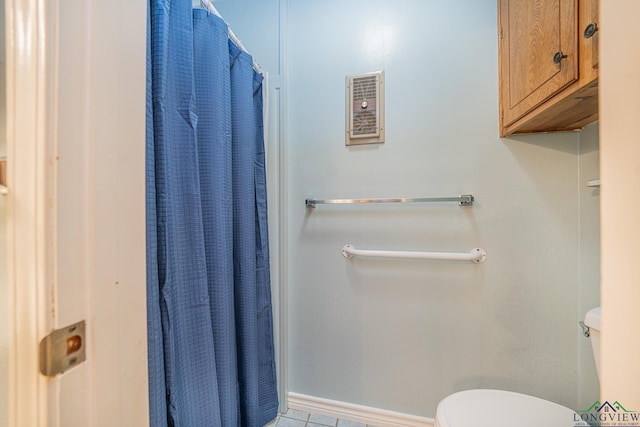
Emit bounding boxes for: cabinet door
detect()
[500,0,578,128]
[586,0,599,70]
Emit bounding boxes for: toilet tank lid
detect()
[584,307,601,332]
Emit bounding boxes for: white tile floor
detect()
[265,408,380,427]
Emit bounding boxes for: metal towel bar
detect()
[305,194,474,208]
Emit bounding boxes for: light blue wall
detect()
[215,0,600,418]
[214,0,280,75]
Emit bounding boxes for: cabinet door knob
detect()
[584,22,598,39]
[553,51,567,64]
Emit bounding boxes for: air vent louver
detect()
[346,71,385,145]
[352,75,377,102]
[352,111,377,136]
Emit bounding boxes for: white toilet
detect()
[434,307,601,427]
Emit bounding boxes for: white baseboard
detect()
[288,392,435,427]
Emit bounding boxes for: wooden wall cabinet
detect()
[499,0,599,136]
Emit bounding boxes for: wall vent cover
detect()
[346,71,385,145]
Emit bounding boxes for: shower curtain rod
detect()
[341,244,487,263]
[195,0,264,75]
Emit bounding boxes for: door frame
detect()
[6,0,149,425]
[6,0,57,425]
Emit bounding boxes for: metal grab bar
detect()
[306,194,474,208]
[341,244,487,263]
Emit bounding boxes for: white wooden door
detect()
[5,0,148,426]
[600,0,640,407]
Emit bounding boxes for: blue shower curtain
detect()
[146,1,279,425]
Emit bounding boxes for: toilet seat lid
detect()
[435,389,588,427]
